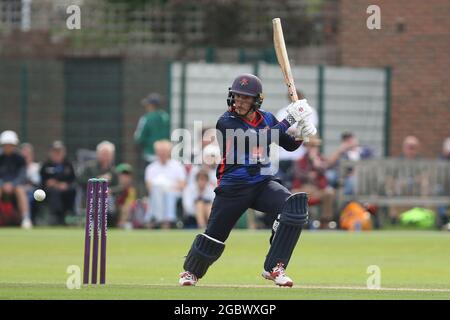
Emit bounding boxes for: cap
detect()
[51,140,65,150]
[116,163,133,174]
[141,93,161,107]
[0,130,19,145]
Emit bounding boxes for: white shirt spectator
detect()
[182,182,215,217]
[26,162,41,186]
[145,159,186,192]
[187,165,217,189]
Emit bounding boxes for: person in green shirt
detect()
[134,93,170,164]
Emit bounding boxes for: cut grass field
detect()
[1,228,450,300]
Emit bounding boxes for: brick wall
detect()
[337,0,450,157]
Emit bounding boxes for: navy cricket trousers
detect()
[205,178,291,242]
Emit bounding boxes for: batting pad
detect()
[264,192,308,271]
[183,233,225,278]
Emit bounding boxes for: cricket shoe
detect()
[179,271,198,286]
[21,217,33,230]
[262,263,293,287]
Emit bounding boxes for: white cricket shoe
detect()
[262,263,293,287]
[179,271,198,286]
[21,217,33,230]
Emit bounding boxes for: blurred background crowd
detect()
[0,0,449,231]
[1,102,449,231]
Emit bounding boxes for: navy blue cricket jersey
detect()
[216,109,302,187]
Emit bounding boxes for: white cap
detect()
[0,130,19,145]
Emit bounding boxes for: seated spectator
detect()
[191,127,218,165]
[40,141,77,225]
[114,163,137,229]
[441,137,450,161]
[20,143,41,220]
[438,137,450,228]
[388,135,423,223]
[0,130,32,228]
[77,141,119,218]
[326,131,373,194]
[182,169,215,229]
[144,140,186,229]
[78,141,119,190]
[187,144,220,188]
[291,136,336,228]
[181,144,219,228]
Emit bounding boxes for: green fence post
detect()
[20,64,29,142]
[238,48,246,63]
[180,62,187,130]
[317,65,324,150]
[205,47,215,63]
[166,61,172,132]
[253,62,259,77]
[384,66,392,157]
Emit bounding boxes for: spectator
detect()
[441,137,450,161]
[291,136,336,228]
[20,143,41,220]
[187,144,220,188]
[401,135,421,159]
[182,144,219,228]
[114,163,137,229]
[182,169,215,229]
[274,90,319,189]
[191,127,218,165]
[144,140,186,229]
[0,130,32,228]
[134,93,170,165]
[438,137,450,229]
[388,136,422,223]
[39,141,76,225]
[78,141,119,191]
[326,131,374,193]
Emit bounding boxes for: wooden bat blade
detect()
[273,18,312,142]
[272,18,298,102]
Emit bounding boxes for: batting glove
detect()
[285,99,313,125]
[292,119,317,141]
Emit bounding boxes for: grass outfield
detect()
[0,228,449,299]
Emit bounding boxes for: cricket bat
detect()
[273,17,310,141]
[273,18,298,103]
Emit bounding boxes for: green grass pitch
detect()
[1,228,449,299]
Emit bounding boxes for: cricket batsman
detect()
[179,74,317,287]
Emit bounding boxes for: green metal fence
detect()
[0,58,170,180]
[0,58,391,180]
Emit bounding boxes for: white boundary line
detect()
[2,282,450,293]
[116,283,450,293]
